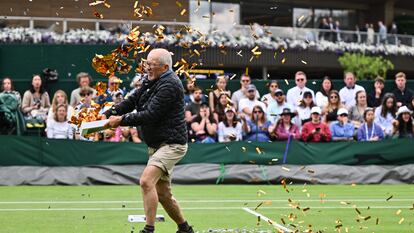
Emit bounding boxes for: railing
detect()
[1,16,414,47]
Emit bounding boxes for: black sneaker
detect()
[176,226,194,233]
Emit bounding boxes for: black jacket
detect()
[105,70,187,148]
[392,88,414,106]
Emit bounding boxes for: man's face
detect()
[240,76,251,88]
[344,74,355,87]
[79,77,90,87]
[145,52,168,81]
[374,81,384,90]
[108,78,120,91]
[276,92,285,103]
[295,74,306,88]
[193,90,202,102]
[396,77,406,89]
[247,89,256,100]
[338,114,348,123]
[311,113,320,122]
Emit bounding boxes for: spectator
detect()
[218,107,243,142]
[367,24,374,45]
[392,72,414,107]
[21,74,50,128]
[261,80,279,107]
[76,86,94,109]
[112,91,124,105]
[315,76,333,108]
[330,108,355,141]
[47,90,74,126]
[241,105,271,142]
[214,92,232,123]
[103,75,124,103]
[390,22,398,35]
[231,74,260,110]
[392,106,414,139]
[286,71,314,108]
[120,126,142,143]
[357,108,384,141]
[295,91,315,128]
[378,21,387,44]
[70,72,96,107]
[1,77,21,105]
[209,75,231,113]
[46,104,73,139]
[191,103,218,143]
[127,74,143,97]
[367,77,385,108]
[238,84,266,120]
[319,18,330,40]
[269,108,300,141]
[328,17,336,42]
[339,72,365,109]
[322,90,344,124]
[301,106,332,142]
[349,90,368,128]
[408,96,414,112]
[103,127,122,142]
[185,87,203,124]
[374,93,397,136]
[335,20,341,42]
[184,79,196,105]
[266,89,293,124]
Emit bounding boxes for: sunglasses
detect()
[275,93,283,97]
[253,111,263,113]
[339,114,348,117]
[248,90,255,93]
[296,78,304,82]
[241,80,250,83]
[80,93,91,97]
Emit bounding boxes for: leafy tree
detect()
[338,53,394,80]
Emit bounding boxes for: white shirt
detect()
[231,89,260,110]
[261,93,277,106]
[46,119,73,139]
[266,102,293,124]
[218,121,243,142]
[47,105,74,126]
[339,84,365,109]
[239,98,267,114]
[315,91,329,108]
[286,86,315,108]
[295,106,312,128]
[374,106,395,136]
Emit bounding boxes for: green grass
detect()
[0,185,413,233]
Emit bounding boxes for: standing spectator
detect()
[339,72,365,109]
[214,92,232,123]
[374,93,397,136]
[209,76,231,113]
[269,108,300,141]
[47,90,74,126]
[238,84,266,120]
[241,105,271,142]
[349,90,368,129]
[46,104,73,139]
[261,80,279,107]
[218,107,243,142]
[357,108,384,141]
[378,21,387,44]
[21,74,50,128]
[319,18,330,40]
[392,106,414,139]
[295,91,315,128]
[315,76,333,108]
[367,77,385,108]
[330,108,355,141]
[1,77,21,105]
[266,89,293,124]
[191,104,218,143]
[367,24,375,45]
[390,22,398,35]
[184,87,203,124]
[70,72,96,107]
[335,20,341,42]
[328,17,336,42]
[301,106,332,142]
[322,90,344,124]
[286,71,314,108]
[231,74,260,110]
[392,72,414,107]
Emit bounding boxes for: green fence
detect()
[0,135,412,166]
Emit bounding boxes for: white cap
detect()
[337,108,349,116]
[310,106,321,115]
[396,106,412,117]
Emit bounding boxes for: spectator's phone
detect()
[315,128,321,132]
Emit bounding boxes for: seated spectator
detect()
[191,103,218,143]
[70,72,96,107]
[76,86,94,109]
[112,91,124,105]
[261,80,279,107]
[209,75,231,113]
[240,105,271,142]
[322,90,344,124]
[103,127,122,142]
[339,72,365,109]
[214,92,232,123]
[315,76,333,108]
[286,71,315,108]
[367,77,385,108]
[266,89,293,124]
[301,107,332,142]
[47,90,74,126]
[392,72,414,107]
[330,108,355,141]
[1,77,21,105]
[231,74,260,110]
[349,90,368,128]
[185,87,204,124]
[46,104,73,139]
[392,106,414,139]
[357,108,384,141]
[184,79,206,106]
[99,75,124,103]
[21,74,50,128]
[374,93,397,136]
[269,108,300,141]
[295,91,315,128]
[121,126,142,143]
[238,84,266,120]
[218,107,243,142]
[127,74,143,97]
[408,96,414,112]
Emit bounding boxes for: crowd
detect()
[1,70,414,143]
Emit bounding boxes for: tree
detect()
[338,53,394,80]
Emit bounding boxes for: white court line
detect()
[0,206,410,211]
[243,207,294,233]
[0,198,413,204]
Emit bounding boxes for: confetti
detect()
[175,1,182,8]
[255,147,262,154]
[355,208,361,215]
[180,8,187,15]
[236,50,243,57]
[257,190,266,196]
[230,74,237,80]
[301,60,307,65]
[298,15,305,22]
[271,158,278,162]
[399,218,405,224]
[284,79,289,85]
[281,58,286,64]
[93,11,103,19]
[376,218,379,225]
[281,166,290,172]
[254,202,263,210]
[241,146,247,152]
[396,209,402,215]
[307,169,315,174]
[386,195,393,201]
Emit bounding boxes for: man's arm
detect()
[104,89,139,118]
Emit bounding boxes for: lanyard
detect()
[365,123,375,140]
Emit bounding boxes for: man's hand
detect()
[105,115,122,128]
[100,114,107,120]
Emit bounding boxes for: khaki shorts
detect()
[147,143,188,181]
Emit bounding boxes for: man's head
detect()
[240,74,251,88]
[192,87,203,102]
[108,76,121,91]
[295,71,307,88]
[344,72,356,87]
[145,48,172,81]
[395,72,406,90]
[337,108,349,123]
[374,77,385,90]
[310,106,321,123]
[246,84,257,100]
[274,89,285,104]
[79,86,94,104]
[76,72,92,88]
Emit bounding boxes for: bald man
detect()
[104,48,193,233]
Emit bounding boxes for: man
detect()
[104,48,193,233]
[266,89,293,124]
[70,72,96,107]
[301,106,332,142]
[286,71,314,108]
[378,21,387,44]
[231,74,260,110]
[184,87,203,124]
[330,108,355,141]
[367,77,385,108]
[392,72,413,107]
[238,84,266,120]
[339,72,365,109]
